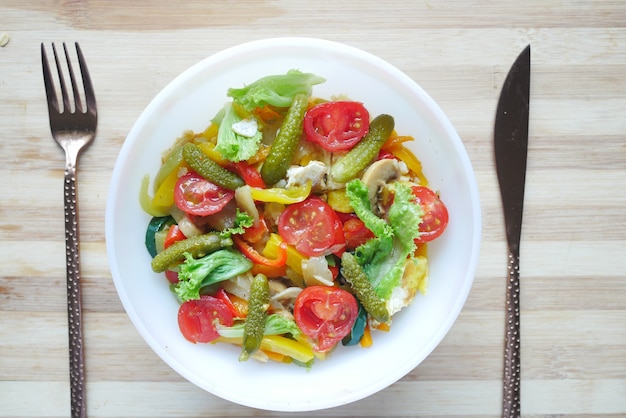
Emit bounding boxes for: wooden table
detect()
[1,1,625,416]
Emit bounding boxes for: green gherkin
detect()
[182,142,244,190]
[331,114,395,183]
[240,274,270,361]
[150,232,232,272]
[341,252,390,324]
[260,94,309,186]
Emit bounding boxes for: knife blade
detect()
[494,44,530,418]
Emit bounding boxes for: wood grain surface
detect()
[1,1,625,417]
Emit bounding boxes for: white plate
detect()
[106,37,481,411]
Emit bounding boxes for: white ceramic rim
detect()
[106,37,481,411]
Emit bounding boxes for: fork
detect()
[42,42,97,418]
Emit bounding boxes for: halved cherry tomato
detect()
[277,196,345,257]
[163,224,186,249]
[177,295,234,343]
[341,215,375,250]
[174,172,234,217]
[304,101,370,151]
[411,186,449,243]
[293,286,358,352]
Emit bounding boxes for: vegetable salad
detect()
[141,70,449,366]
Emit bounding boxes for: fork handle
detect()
[63,162,87,418]
[503,249,521,418]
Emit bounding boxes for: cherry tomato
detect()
[164,269,179,284]
[294,286,358,352]
[411,186,449,243]
[174,172,234,217]
[163,224,186,249]
[177,295,234,343]
[278,196,345,257]
[342,215,375,250]
[304,101,370,151]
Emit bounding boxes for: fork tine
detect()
[51,42,71,114]
[75,43,96,114]
[41,43,59,114]
[63,43,84,113]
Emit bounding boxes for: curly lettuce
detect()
[219,209,254,238]
[346,179,423,299]
[214,102,263,162]
[175,249,253,302]
[227,69,325,111]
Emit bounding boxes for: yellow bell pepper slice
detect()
[284,245,306,278]
[153,144,184,192]
[249,181,311,204]
[152,168,180,208]
[261,234,306,285]
[139,175,169,217]
[217,335,314,364]
[197,141,228,166]
[260,335,314,363]
[326,189,353,213]
[197,123,219,142]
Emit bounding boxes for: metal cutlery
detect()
[42,42,97,418]
[494,45,531,418]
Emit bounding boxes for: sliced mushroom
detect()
[361,158,403,215]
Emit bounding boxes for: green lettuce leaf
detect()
[346,179,394,287]
[219,209,254,238]
[214,102,263,162]
[227,69,325,111]
[175,249,253,302]
[346,179,423,299]
[373,182,423,298]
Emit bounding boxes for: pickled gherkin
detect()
[240,274,270,361]
[182,142,244,190]
[341,252,390,323]
[260,94,309,186]
[330,114,395,183]
[151,232,232,272]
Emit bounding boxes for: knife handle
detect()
[503,249,521,418]
[64,164,87,418]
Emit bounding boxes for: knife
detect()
[494,45,530,418]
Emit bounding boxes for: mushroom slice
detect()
[361,158,403,214]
